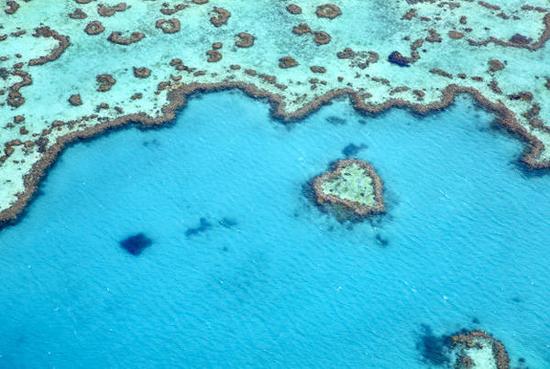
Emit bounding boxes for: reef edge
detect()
[0,81,548,229]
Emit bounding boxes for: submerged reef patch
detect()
[1,0,550,228]
[97,3,128,17]
[68,94,83,106]
[325,116,347,125]
[210,7,231,27]
[312,159,384,219]
[218,217,238,229]
[416,324,452,366]
[286,4,302,15]
[388,51,411,67]
[235,32,255,48]
[374,233,389,247]
[416,325,511,369]
[107,31,145,45]
[315,4,342,19]
[156,18,181,34]
[119,233,153,256]
[342,143,368,157]
[185,217,212,238]
[185,217,238,236]
[84,21,105,36]
[450,330,510,369]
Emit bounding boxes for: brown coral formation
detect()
[244,69,257,77]
[337,48,355,59]
[310,66,327,73]
[488,59,505,72]
[456,354,475,368]
[10,30,26,38]
[413,89,425,99]
[402,9,416,20]
[107,31,145,45]
[430,68,453,78]
[292,23,311,35]
[390,86,410,95]
[521,5,549,13]
[290,24,332,47]
[35,137,49,153]
[367,51,379,64]
[339,49,377,69]
[286,4,302,15]
[313,31,331,45]
[97,3,127,17]
[4,1,19,15]
[68,94,82,106]
[68,8,88,19]
[206,50,222,63]
[278,56,298,68]
[312,159,385,218]
[387,51,411,66]
[133,67,151,78]
[28,27,71,66]
[156,18,181,34]
[84,21,105,35]
[489,80,502,94]
[426,29,442,43]
[7,70,32,108]
[234,32,255,48]
[523,103,540,121]
[315,4,342,19]
[478,1,501,11]
[450,331,510,369]
[467,14,550,51]
[210,7,231,27]
[448,30,464,39]
[169,58,196,73]
[160,3,187,15]
[508,91,533,101]
[96,74,116,92]
[509,34,532,45]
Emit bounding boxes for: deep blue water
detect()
[0,91,548,369]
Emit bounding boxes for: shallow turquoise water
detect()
[0,92,548,369]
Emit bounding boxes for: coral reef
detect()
[312,159,384,218]
[84,21,105,36]
[235,32,255,48]
[107,31,145,45]
[156,19,181,34]
[210,7,231,27]
[315,4,342,19]
[279,56,298,69]
[287,4,302,15]
[450,330,510,369]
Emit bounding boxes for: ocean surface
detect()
[0,91,548,369]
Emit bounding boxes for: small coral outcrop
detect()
[312,159,384,218]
